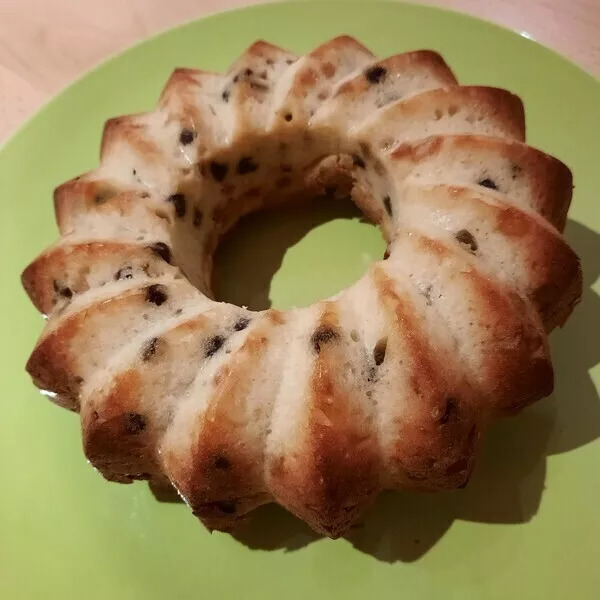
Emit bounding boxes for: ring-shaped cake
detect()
[23,37,581,537]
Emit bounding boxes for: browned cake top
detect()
[23,37,580,538]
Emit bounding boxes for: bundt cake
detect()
[22,37,582,538]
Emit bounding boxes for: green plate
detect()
[1,1,599,598]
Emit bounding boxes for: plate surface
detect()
[1,1,599,598]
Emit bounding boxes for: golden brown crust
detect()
[158,68,226,156]
[26,291,130,402]
[26,281,190,404]
[414,234,553,412]
[403,184,582,330]
[54,177,119,233]
[390,134,573,230]
[373,267,482,489]
[334,50,457,99]
[158,68,204,118]
[356,86,526,152]
[22,241,169,315]
[274,36,374,124]
[100,113,160,161]
[82,313,214,483]
[82,369,159,483]
[453,136,572,229]
[164,314,283,531]
[312,36,372,61]
[460,87,525,140]
[267,304,380,538]
[244,40,293,59]
[54,180,169,239]
[492,204,581,330]
[224,41,298,140]
[26,315,82,410]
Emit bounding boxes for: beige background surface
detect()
[0,0,598,142]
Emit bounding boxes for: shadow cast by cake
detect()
[544,220,600,455]
[231,401,554,562]
[188,213,600,562]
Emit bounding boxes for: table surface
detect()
[0,0,598,143]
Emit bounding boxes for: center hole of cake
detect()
[212,195,385,311]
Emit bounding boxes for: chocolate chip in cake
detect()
[284,113,293,122]
[237,156,259,175]
[205,335,226,358]
[286,58,295,65]
[383,195,392,216]
[511,164,522,179]
[373,338,387,366]
[311,326,340,353]
[124,412,146,434]
[365,65,387,84]
[383,246,390,260]
[455,229,478,253]
[440,397,458,424]
[214,455,231,470]
[94,190,111,204]
[141,337,160,361]
[420,284,433,306]
[167,193,186,218]
[366,365,377,383]
[179,129,195,145]
[478,177,498,190]
[148,242,172,264]
[145,284,168,306]
[114,266,134,281]
[233,317,250,331]
[209,161,228,182]
[53,280,73,299]
[352,154,366,169]
[221,89,230,102]
[193,208,203,228]
[57,284,73,299]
